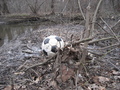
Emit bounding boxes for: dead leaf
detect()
[112,70,120,75]
[4,85,27,90]
[99,86,106,90]
[33,77,40,83]
[88,84,106,90]
[14,72,25,75]
[50,80,60,90]
[4,85,12,90]
[114,76,120,80]
[88,84,99,90]
[93,76,110,84]
[61,65,74,82]
[98,76,109,83]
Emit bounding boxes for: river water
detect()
[0,24,39,47]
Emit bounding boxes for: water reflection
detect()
[0,24,38,47]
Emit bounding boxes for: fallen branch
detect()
[99,43,120,50]
[66,32,119,46]
[87,43,119,51]
[22,50,35,54]
[89,35,120,44]
[66,37,94,47]
[16,60,29,71]
[25,56,55,71]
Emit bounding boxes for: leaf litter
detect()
[0,23,120,90]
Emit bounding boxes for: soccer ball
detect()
[41,35,64,56]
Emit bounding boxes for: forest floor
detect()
[0,14,120,90]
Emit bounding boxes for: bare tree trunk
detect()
[0,0,10,15]
[51,0,55,15]
[26,0,46,15]
[0,4,2,15]
[26,0,38,15]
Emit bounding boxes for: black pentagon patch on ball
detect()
[44,38,50,44]
[55,36,61,41]
[51,45,57,53]
[43,49,48,55]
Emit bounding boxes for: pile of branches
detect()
[7,30,119,90]
[10,33,119,90]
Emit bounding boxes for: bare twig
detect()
[54,49,61,69]
[16,60,29,71]
[62,0,70,14]
[26,44,34,51]
[22,50,34,54]
[77,0,85,20]
[75,70,79,90]
[107,59,120,72]
[89,35,120,44]
[87,43,119,50]
[26,0,35,14]
[66,34,118,48]
[25,0,46,14]
[111,19,120,29]
[74,37,93,45]
[100,17,120,42]
[96,22,114,36]
[36,0,46,12]
[66,36,94,47]
[99,48,120,71]
[91,0,103,35]
[25,56,55,71]
[99,43,119,50]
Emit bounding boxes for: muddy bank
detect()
[0,14,119,26]
[0,15,52,25]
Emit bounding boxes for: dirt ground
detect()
[0,17,120,90]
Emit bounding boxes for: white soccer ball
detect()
[41,35,64,56]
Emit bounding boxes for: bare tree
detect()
[0,4,2,15]
[0,0,120,16]
[51,0,55,15]
[26,0,46,15]
[0,0,9,15]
